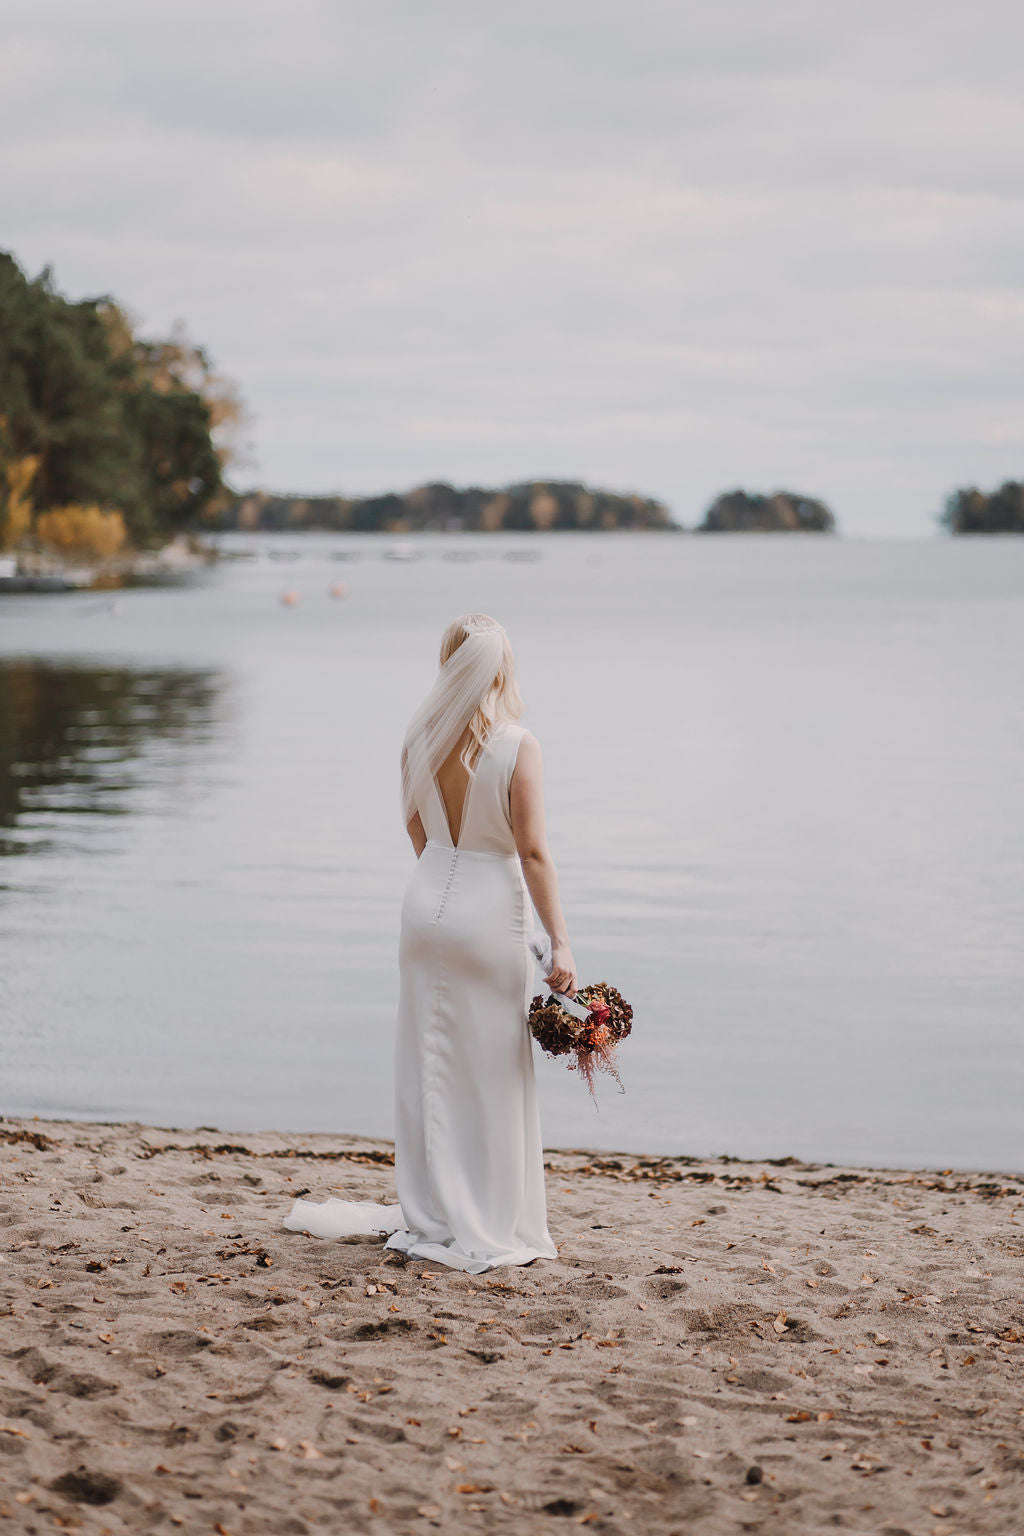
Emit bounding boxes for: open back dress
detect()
[383,721,558,1273]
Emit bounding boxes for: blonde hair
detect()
[439,612,524,772]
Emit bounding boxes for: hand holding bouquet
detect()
[527,964,633,1104]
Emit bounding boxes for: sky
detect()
[3,1,1023,536]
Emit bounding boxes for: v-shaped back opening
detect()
[433,729,498,849]
[433,746,481,849]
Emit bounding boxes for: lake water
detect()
[2,532,1022,1172]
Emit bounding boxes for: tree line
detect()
[221,482,674,534]
[220,485,838,534]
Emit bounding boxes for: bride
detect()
[286,612,576,1272]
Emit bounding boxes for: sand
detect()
[1,1118,1022,1535]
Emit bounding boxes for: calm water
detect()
[2,532,1022,1171]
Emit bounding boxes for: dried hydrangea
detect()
[527,983,633,1103]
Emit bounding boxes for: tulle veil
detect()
[400,615,509,831]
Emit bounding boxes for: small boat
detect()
[382,542,421,562]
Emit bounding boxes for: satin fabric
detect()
[384,722,558,1273]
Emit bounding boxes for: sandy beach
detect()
[1,1119,1022,1535]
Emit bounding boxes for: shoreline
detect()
[2,1118,1022,1533]
[6,1114,1020,1185]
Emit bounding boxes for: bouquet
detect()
[527,982,633,1105]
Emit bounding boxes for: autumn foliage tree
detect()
[0,250,244,548]
[0,445,38,552]
[33,505,127,561]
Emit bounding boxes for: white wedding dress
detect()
[285,721,558,1274]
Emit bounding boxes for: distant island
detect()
[217,481,677,534]
[697,489,835,533]
[941,481,1024,534]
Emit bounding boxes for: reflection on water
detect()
[0,660,225,859]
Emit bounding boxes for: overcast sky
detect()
[4,1,1023,535]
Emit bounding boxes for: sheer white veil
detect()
[400,614,513,829]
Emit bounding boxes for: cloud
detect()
[2,0,1023,532]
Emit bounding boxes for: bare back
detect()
[434,727,479,848]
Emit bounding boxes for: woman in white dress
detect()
[384,612,575,1272]
[286,613,576,1273]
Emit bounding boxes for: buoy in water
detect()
[328,581,348,599]
[281,587,300,606]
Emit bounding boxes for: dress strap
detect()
[499,723,529,793]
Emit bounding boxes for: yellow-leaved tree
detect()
[34,504,127,561]
[0,452,39,551]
